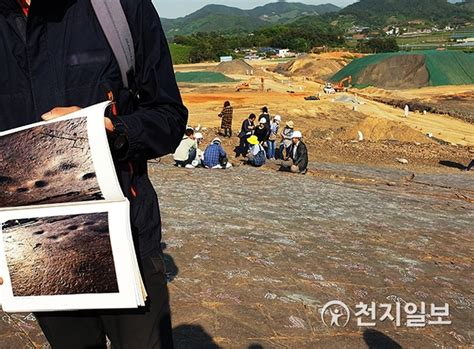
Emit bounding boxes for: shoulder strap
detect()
[91,0,135,89]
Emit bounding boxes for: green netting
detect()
[331,50,474,87]
[175,71,235,83]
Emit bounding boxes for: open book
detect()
[0,102,146,312]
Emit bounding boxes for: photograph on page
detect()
[0,200,143,313]
[0,102,124,209]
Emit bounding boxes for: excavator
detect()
[235,77,265,92]
[324,76,352,94]
[333,76,352,93]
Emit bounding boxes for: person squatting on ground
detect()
[267,115,281,160]
[237,113,256,157]
[218,100,233,138]
[0,0,188,348]
[246,135,266,167]
[203,138,232,169]
[173,127,197,168]
[280,131,309,174]
[194,132,204,166]
[278,121,294,160]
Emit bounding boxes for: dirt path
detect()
[347,96,474,146]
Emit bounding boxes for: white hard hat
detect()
[195,132,203,139]
[260,117,267,124]
[212,137,222,144]
[292,131,302,138]
[274,115,281,121]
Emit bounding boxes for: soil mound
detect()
[357,55,429,89]
[331,51,474,89]
[213,60,256,75]
[339,117,432,143]
[273,54,351,80]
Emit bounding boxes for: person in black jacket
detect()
[237,113,256,157]
[254,117,270,144]
[0,0,187,348]
[280,131,308,174]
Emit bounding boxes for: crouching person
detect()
[203,138,232,169]
[280,131,308,174]
[246,135,266,167]
[173,127,197,168]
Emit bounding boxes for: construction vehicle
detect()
[333,76,352,93]
[323,82,336,94]
[236,77,265,92]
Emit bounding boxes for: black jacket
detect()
[240,118,254,136]
[0,0,188,259]
[254,124,270,143]
[289,141,308,171]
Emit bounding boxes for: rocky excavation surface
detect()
[1,162,472,348]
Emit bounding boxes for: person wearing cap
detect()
[203,138,232,169]
[246,135,266,167]
[280,130,308,174]
[194,132,204,166]
[267,115,281,160]
[278,121,294,159]
[237,113,256,157]
[254,117,270,145]
[218,100,234,138]
[173,128,197,168]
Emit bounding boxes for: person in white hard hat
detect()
[194,132,204,167]
[267,115,281,160]
[280,130,308,174]
[203,138,232,169]
[254,117,270,145]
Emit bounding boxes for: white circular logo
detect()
[321,301,351,328]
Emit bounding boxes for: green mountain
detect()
[339,0,473,26]
[163,2,341,37]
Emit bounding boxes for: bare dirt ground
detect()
[1,62,473,348]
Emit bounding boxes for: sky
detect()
[152,0,357,19]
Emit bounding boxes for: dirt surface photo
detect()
[3,212,118,296]
[0,117,103,208]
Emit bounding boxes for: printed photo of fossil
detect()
[3,212,119,296]
[0,117,103,208]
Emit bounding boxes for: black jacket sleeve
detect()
[115,0,188,160]
[295,142,309,170]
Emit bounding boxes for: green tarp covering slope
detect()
[331,50,474,88]
[175,71,235,83]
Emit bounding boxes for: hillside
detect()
[339,0,473,26]
[162,2,341,37]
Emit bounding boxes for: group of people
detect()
[173,102,309,174]
[237,106,308,174]
[173,127,232,169]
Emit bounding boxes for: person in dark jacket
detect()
[0,0,188,348]
[218,100,233,138]
[259,106,271,129]
[254,117,270,145]
[280,131,308,174]
[237,113,256,157]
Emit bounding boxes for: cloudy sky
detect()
[152,0,357,19]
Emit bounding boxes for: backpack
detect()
[253,146,266,167]
[91,0,135,89]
